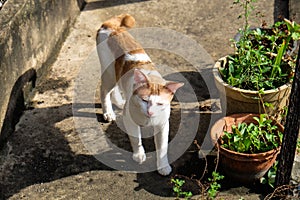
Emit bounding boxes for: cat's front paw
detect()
[103,112,116,122]
[158,165,172,176]
[132,151,146,164]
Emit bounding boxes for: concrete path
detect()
[0,0,299,199]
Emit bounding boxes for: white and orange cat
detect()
[96,14,183,176]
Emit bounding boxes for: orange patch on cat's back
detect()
[99,14,159,85]
[115,59,155,81]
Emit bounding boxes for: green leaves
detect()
[260,161,278,188]
[207,172,224,199]
[272,19,300,78]
[221,114,283,153]
[220,15,299,91]
[171,178,193,199]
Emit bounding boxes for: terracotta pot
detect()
[210,113,283,184]
[213,56,291,116]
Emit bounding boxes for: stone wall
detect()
[0,0,84,144]
[290,0,300,23]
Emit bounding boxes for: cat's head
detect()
[130,69,184,118]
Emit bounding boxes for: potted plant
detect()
[210,113,284,184]
[213,0,300,117]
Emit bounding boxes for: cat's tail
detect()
[102,14,135,30]
[117,14,135,28]
[97,14,135,44]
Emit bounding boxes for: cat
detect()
[96,14,184,176]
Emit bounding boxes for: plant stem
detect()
[243,0,249,35]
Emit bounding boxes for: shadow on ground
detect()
[83,0,151,11]
[0,67,273,200]
[0,69,213,199]
[0,104,113,199]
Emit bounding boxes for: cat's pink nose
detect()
[147,111,154,116]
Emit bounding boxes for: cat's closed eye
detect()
[141,97,149,103]
[140,97,163,106]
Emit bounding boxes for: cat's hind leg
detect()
[111,85,125,109]
[101,70,116,122]
[97,27,117,122]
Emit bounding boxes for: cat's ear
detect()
[133,69,148,84]
[165,82,184,94]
